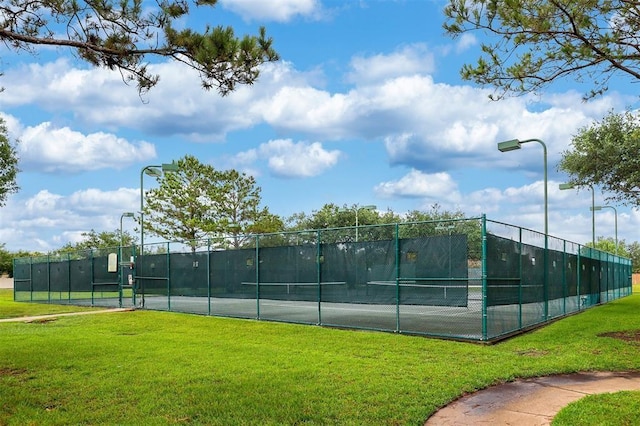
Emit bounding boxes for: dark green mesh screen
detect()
[547,250,565,300]
[137,253,168,296]
[565,254,578,297]
[69,257,92,293]
[12,218,633,342]
[210,248,256,298]
[32,261,49,293]
[13,259,31,293]
[486,235,520,306]
[129,235,471,308]
[400,235,468,307]
[170,252,209,296]
[49,260,70,292]
[92,255,113,284]
[521,245,544,304]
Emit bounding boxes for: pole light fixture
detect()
[138,162,179,307]
[591,205,618,254]
[120,212,135,247]
[498,137,548,319]
[119,212,135,289]
[140,162,180,257]
[497,138,548,236]
[339,204,377,242]
[558,183,573,191]
[497,139,523,152]
[559,182,595,246]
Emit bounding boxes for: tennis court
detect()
[13,217,632,341]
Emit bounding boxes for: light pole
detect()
[139,163,179,256]
[120,212,135,249]
[339,205,377,242]
[498,138,548,235]
[119,212,135,305]
[591,205,618,254]
[498,138,548,320]
[559,182,595,246]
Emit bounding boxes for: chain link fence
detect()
[13,216,632,341]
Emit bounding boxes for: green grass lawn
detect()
[0,290,101,319]
[553,391,640,425]
[1,288,640,425]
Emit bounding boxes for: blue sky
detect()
[1,0,638,252]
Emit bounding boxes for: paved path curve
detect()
[425,371,640,425]
[0,308,132,323]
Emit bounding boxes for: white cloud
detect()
[455,33,477,53]
[220,0,324,22]
[256,69,620,177]
[1,60,299,141]
[346,44,435,84]
[232,139,342,178]
[2,52,624,175]
[24,190,65,216]
[1,59,135,109]
[375,170,459,199]
[17,121,156,173]
[66,188,139,214]
[0,188,139,251]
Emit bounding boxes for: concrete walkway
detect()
[0,277,13,289]
[0,308,132,323]
[425,371,640,425]
[1,278,132,322]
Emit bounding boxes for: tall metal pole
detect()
[138,162,179,307]
[498,138,547,235]
[527,139,549,237]
[140,167,147,258]
[140,163,178,257]
[339,205,376,243]
[595,205,618,254]
[498,138,548,319]
[614,207,618,253]
[559,182,595,246]
[590,186,595,247]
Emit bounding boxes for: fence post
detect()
[316,229,322,325]
[544,232,549,321]
[518,227,523,330]
[577,245,582,310]
[395,222,400,333]
[255,234,260,319]
[481,215,487,341]
[30,256,34,302]
[207,239,211,316]
[47,253,51,304]
[90,249,95,306]
[167,242,171,311]
[562,240,567,315]
[67,252,71,302]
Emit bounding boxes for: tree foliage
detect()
[586,237,639,272]
[55,229,137,253]
[287,203,390,233]
[587,236,627,257]
[0,117,19,206]
[558,110,640,206]
[142,155,282,251]
[625,241,640,272]
[287,203,474,233]
[1,0,279,95]
[285,203,481,255]
[0,243,12,275]
[443,0,640,100]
